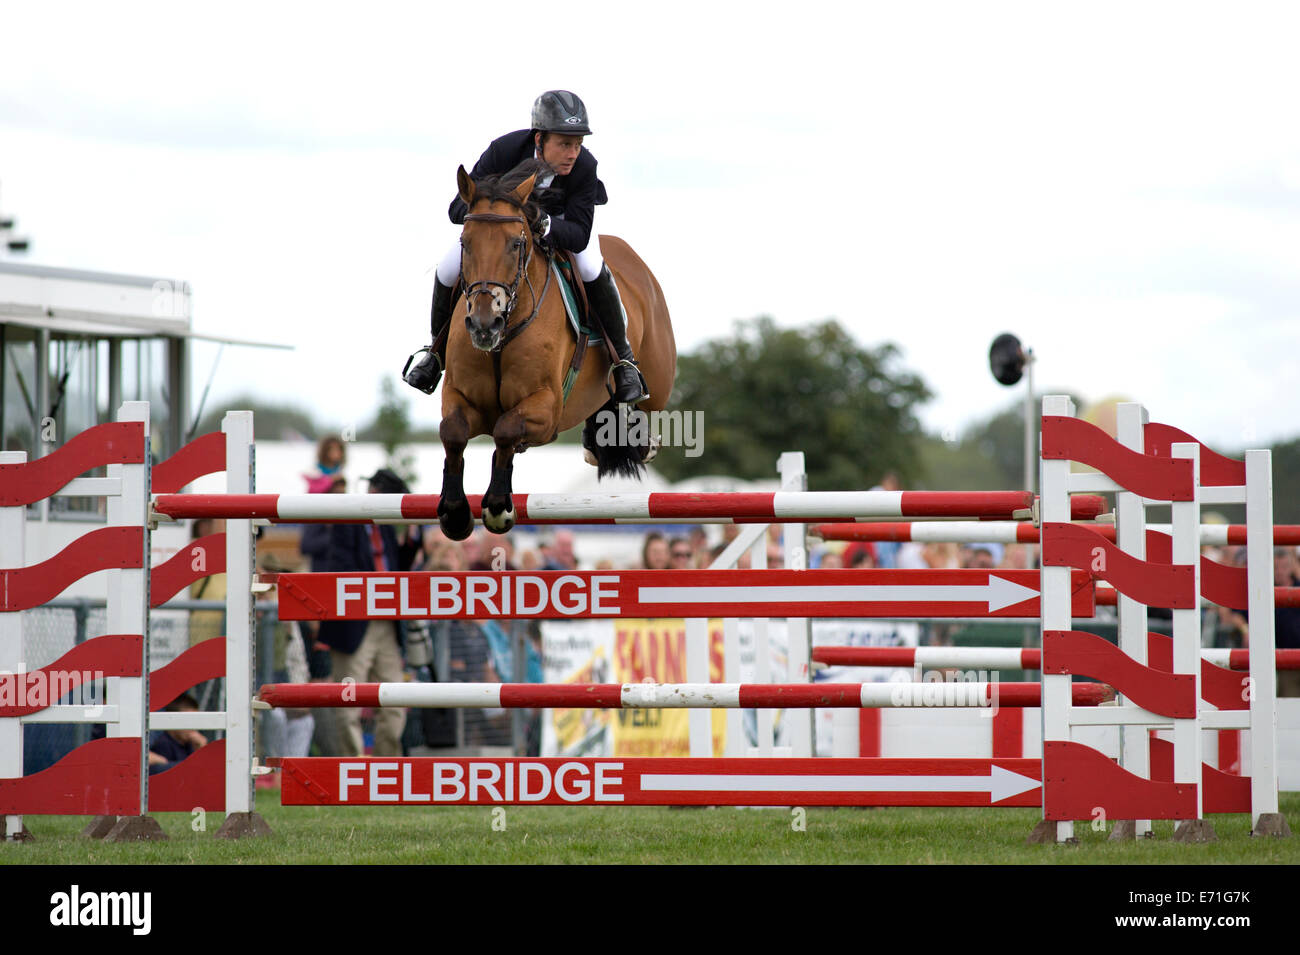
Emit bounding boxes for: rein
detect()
[461,211,553,350]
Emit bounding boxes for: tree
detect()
[654,317,932,489]
[917,393,1085,491]
[193,395,319,441]
[918,402,1040,491]
[362,376,418,489]
[1269,437,1300,524]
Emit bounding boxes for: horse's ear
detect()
[510,174,537,206]
[457,165,475,205]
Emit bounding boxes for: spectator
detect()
[469,529,516,571]
[687,527,710,567]
[187,517,227,648]
[148,694,206,774]
[668,536,693,569]
[259,553,316,759]
[642,532,670,569]
[848,546,876,569]
[767,525,784,568]
[1274,547,1300,697]
[416,538,468,573]
[540,530,578,570]
[1000,543,1033,570]
[418,534,521,751]
[711,540,752,569]
[961,544,1000,570]
[871,471,903,568]
[299,473,408,757]
[921,542,960,569]
[366,468,422,569]
[843,541,876,569]
[461,530,486,571]
[304,434,347,493]
[1215,546,1250,648]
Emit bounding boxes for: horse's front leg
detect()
[481,393,558,534]
[438,400,487,541]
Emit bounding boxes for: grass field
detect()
[4,790,1298,865]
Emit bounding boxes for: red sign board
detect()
[275,756,1044,808]
[274,569,1093,621]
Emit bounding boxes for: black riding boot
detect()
[584,266,648,404]
[404,279,455,394]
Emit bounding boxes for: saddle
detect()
[549,252,608,402]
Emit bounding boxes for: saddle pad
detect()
[551,259,604,346]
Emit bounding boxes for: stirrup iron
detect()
[608,357,649,403]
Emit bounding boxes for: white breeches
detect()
[436,242,464,288]
[437,220,604,287]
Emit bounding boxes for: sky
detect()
[3,1,1299,456]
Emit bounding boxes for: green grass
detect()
[4,791,1299,864]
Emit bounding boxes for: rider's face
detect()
[537,133,584,176]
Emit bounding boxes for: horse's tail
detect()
[581,399,651,480]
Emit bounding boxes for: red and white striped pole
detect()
[153,490,1106,525]
[257,681,1113,709]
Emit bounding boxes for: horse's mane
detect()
[471,158,554,237]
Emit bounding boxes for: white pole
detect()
[107,401,151,818]
[779,451,812,758]
[1246,449,1282,832]
[1115,402,1152,838]
[1039,394,1075,843]
[222,411,256,819]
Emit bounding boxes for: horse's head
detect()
[456,162,545,352]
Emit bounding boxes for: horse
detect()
[435,160,676,541]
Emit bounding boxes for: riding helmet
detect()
[531,90,592,136]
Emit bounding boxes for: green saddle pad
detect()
[551,258,604,346]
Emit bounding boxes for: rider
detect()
[404,90,647,405]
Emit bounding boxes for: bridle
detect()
[460,210,552,350]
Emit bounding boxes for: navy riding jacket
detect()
[448,129,608,254]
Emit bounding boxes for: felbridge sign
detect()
[273,569,1094,621]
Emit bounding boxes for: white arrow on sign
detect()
[639,765,1041,803]
[637,575,1039,613]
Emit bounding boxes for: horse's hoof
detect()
[583,447,598,467]
[482,501,516,535]
[643,434,661,464]
[437,502,475,542]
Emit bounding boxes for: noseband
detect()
[461,211,552,349]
